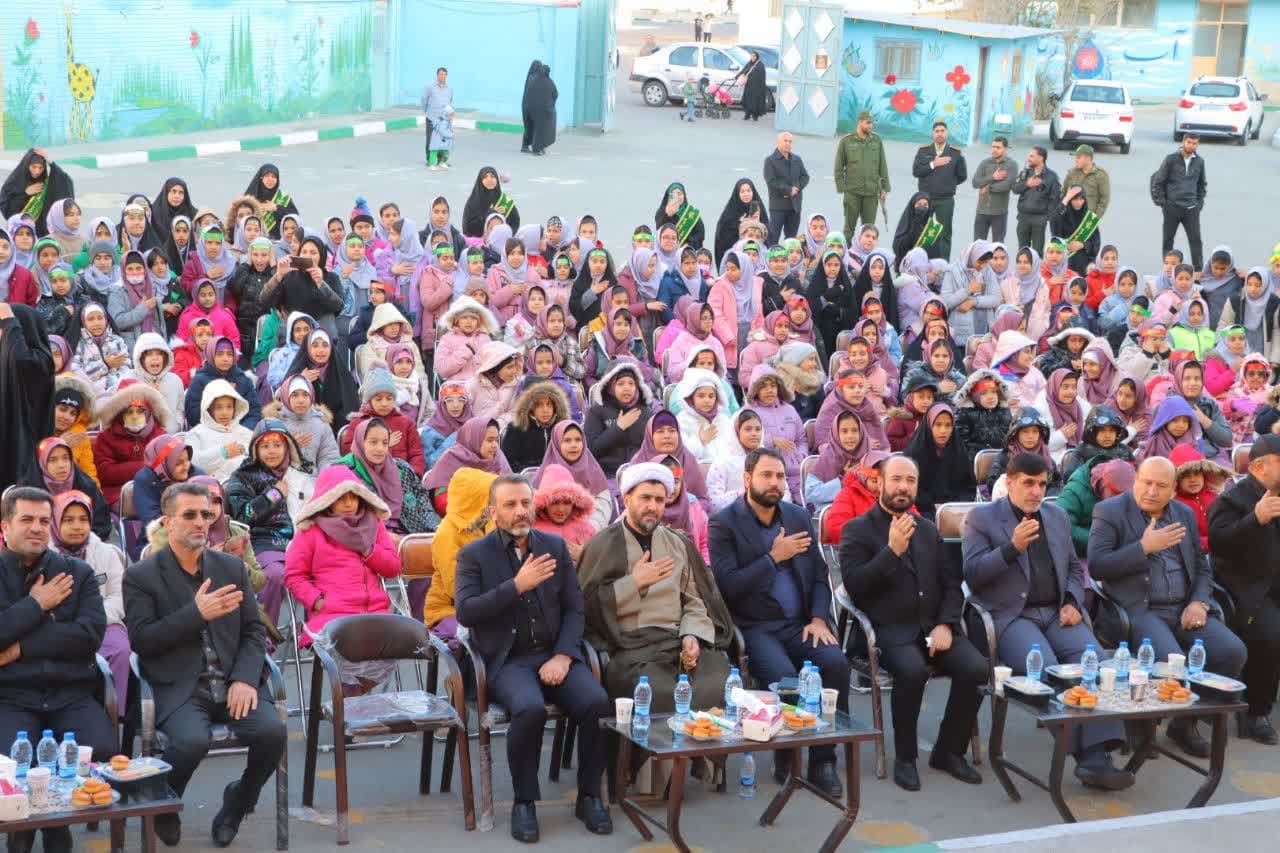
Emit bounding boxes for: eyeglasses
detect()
[178,510,217,521]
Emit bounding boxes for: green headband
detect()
[249,237,272,250]
[589,248,608,259]
[1132,305,1151,318]
[200,229,224,242]
[49,268,71,279]
[344,234,365,245]
[1048,237,1068,249]
[766,247,787,260]
[822,249,843,262]
[632,232,652,242]
[1223,324,1247,337]
[825,234,847,245]
[743,241,760,252]
[554,255,572,266]
[433,243,454,256]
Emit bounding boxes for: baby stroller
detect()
[694,75,736,119]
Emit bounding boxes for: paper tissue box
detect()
[0,764,29,822]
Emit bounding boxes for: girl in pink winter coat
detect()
[285,466,400,652]
[434,295,500,382]
[176,279,241,347]
[533,464,599,561]
[485,230,542,324]
[413,241,457,353]
[1223,352,1274,444]
[663,301,727,385]
[705,250,763,375]
[737,310,789,392]
[465,340,523,428]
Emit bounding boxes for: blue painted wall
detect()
[1244,3,1280,96]
[392,0,580,128]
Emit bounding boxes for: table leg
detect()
[987,695,1020,803]
[816,741,863,853]
[1123,718,1156,775]
[1048,724,1075,824]
[759,747,802,827]
[142,815,156,853]
[1188,713,1228,808]
[666,756,691,853]
[615,738,651,841]
[110,817,125,853]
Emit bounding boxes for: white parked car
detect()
[1174,76,1267,145]
[629,43,776,110]
[1049,80,1134,154]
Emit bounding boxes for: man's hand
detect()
[927,624,953,656]
[29,573,74,611]
[632,550,675,590]
[802,617,837,648]
[1059,603,1082,627]
[1181,600,1209,631]
[538,653,572,686]
[681,635,701,669]
[1255,494,1280,525]
[513,552,557,594]
[1026,175,1042,188]
[932,155,951,168]
[195,579,244,621]
[769,528,811,563]
[1068,240,1084,253]
[617,408,642,430]
[0,643,20,667]
[1011,516,1040,553]
[993,167,1008,181]
[887,513,916,557]
[227,681,258,721]
[1141,517,1186,554]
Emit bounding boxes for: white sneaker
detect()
[428,164,440,171]
[440,161,451,170]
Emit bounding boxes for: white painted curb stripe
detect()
[280,130,320,146]
[195,140,242,157]
[95,151,148,168]
[453,118,477,130]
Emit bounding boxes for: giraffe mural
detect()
[64,4,96,142]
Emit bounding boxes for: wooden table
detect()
[0,795,182,853]
[989,682,1245,823]
[602,712,880,853]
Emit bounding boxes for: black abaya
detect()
[0,304,55,492]
[740,59,769,119]
[521,61,542,152]
[150,177,197,242]
[712,179,769,265]
[527,65,559,154]
[892,191,941,265]
[0,150,75,236]
[461,167,520,237]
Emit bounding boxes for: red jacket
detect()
[92,422,167,506]
[886,409,924,453]
[1174,489,1216,552]
[171,342,203,387]
[824,470,878,544]
[340,409,426,476]
[6,265,39,307]
[1084,269,1114,311]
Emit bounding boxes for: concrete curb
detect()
[0,114,523,171]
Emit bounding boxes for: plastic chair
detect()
[116,482,139,558]
[804,418,817,451]
[302,614,474,843]
[834,329,855,356]
[799,454,820,510]
[1232,443,1252,477]
[973,450,1000,495]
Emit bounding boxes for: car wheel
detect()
[642,80,669,107]
[1048,122,1057,142]
[1252,117,1263,139]
[1173,129,1184,142]
[1120,141,1131,154]
[1238,123,1249,146]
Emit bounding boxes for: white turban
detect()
[619,462,673,497]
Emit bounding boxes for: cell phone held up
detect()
[289,255,314,271]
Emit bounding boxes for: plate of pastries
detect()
[1156,679,1197,704]
[69,778,117,809]
[1059,686,1099,709]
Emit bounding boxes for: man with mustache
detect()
[455,474,612,844]
[709,448,847,798]
[840,454,987,792]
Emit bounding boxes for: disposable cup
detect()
[993,666,1012,696]
[615,698,633,725]
[26,767,50,809]
[1098,667,1116,692]
[820,688,838,715]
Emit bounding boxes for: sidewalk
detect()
[0,107,523,170]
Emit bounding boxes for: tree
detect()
[961,0,1119,88]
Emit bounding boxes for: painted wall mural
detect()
[1032,24,1193,99]
[2,1,373,150]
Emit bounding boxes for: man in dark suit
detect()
[1089,457,1246,758]
[840,455,986,792]
[124,482,286,848]
[709,448,847,797]
[911,120,967,259]
[0,487,112,853]
[963,452,1132,789]
[455,474,611,844]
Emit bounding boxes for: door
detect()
[667,45,700,99]
[776,0,843,136]
[973,47,989,145]
[704,46,740,97]
[602,8,617,132]
[1192,1,1249,78]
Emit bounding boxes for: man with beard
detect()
[708,449,847,797]
[455,474,612,844]
[840,455,987,792]
[578,463,735,714]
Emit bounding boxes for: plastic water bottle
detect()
[802,662,821,713]
[1025,644,1044,683]
[738,752,756,799]
[8,732,32,778]
[1081,645,1099,693]
[57,732,78,780]
[724,668,743,720]
[674,674,693,717]
[1137,637,1156,676]
[1188,639,1206,678]
[633,676,652,735]
[36,730,58,773]
[1113,642,1131,692]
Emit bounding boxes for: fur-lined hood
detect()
[295,466,389,528]
[97,381,178,432]
[533,464,595,518]
[1168,444,1232,486]
[589,360,655,408]
[746,364,794,404]
[55,373,97,425]
[955,368,1012,411]
[224,195,263,241]
[510,380,572,430]
[1268,385,1280,408]
[1047,325,1096,347]
[262,399,334,426]
[673,367,728,411]
[438,294,499,336]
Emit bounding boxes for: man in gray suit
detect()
[963,452,1132,790]
[1088,457,1246,758]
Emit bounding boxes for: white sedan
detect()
[1049,80,1135,154]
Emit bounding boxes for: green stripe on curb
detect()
[149,145,198,161]
[385,116,418,131]
[318,126,354,141]
[59,156,97,168]
[476,120,522,134]
[241,135,283,151]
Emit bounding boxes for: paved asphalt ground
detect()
[34,19,1280,853]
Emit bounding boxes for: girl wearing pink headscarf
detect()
[1031,368,1093,463]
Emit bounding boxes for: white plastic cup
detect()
[76,746,93,778]
[820,688,838,715]
[1099,667,1116,692]
[1130,669,1149,701]
[1168,653,1186,675]
[25,767,51,809]
[993,665,1013,696]
[615,698,633,725]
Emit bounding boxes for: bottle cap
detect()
[1031,643,1040,649]
[16,731,27,738]
[730,667,739,675]
[64,732,74,739]
[42,730,53,737]
[678,674,689,681]
[639,676,648,682]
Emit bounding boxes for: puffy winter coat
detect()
[185,378,254,481]
[125,332,186,423]
[953,369,1013,463]
[185,362,262,432]
[340,408,427,476]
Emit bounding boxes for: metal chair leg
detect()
[548,719,565,783]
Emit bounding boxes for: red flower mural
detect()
[884,74,896,85]
[189,30,199,48]
[945,64,971,91]
[890,89,918,114]
[24,18,39,42]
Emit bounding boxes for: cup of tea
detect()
[1098,666,1116,692]
[1129,669,1149,701]
[820,688,839,716]
[615,698,634,725]
[25,767,51,809]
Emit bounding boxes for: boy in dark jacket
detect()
[954,369,1012,465]
[584,362,654,478]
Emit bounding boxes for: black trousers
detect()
[973,212,1007,244]
[875,632,986,761]
[424,118,434,158]
[1231,601,1280,716]
[490,652,611,803]
[741,622,850,762]
[1016,214,1048,254]
[767,208,801,245]
[160,686,287,810]
[1161,204,1204,270]
[0,694,116,761]
[931,196,955,260]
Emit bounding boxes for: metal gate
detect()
[776,0,844,137]
[576,0,617,131]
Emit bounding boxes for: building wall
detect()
[1244,3,1280,97]
[2,1,377,150]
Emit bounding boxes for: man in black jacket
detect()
[0,487,112,853]
[763,132,810,244]
[124,482,285,848]
[1011,145,1061,254]
[840,456,986,792]
[1150,134,1207,270]
[455,475,611,844]
[1208,435,1280,745]
[911,121,967,260]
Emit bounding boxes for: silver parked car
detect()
[629,43,776,110]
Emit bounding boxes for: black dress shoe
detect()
[40,827,73,853]
[511,801,540,844]
[211,781,248,848]
[928,750,983,785]
[5,830,35,853]
[772,750,794,784]
[893,759,921,792]
[574,795,613,835]
[1238,713,1280,745]
[1168,719,1210,758]
[154,813,182,847]
[806,759,843,799]
[1073,748,1135,791]
[520,145,531,153]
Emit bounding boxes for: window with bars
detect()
[1011,49,1023,86]
[875,39,922,83]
